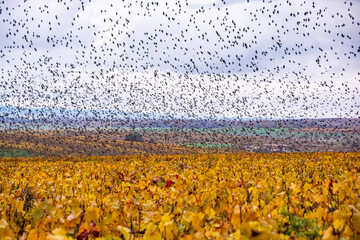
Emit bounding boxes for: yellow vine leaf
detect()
[192,212,205,231]
[352,211,360,233]
[117,226,131,240]
[231,205,241,230]
[0,218,14,239]
[322,226,335,240]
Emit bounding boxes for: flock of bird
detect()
[0,0,359,154]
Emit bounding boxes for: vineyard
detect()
[1,152,360,239]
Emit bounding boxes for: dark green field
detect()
[0,148,38,157]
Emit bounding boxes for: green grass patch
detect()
[0,148,39,157]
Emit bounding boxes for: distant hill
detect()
[1,105,359,129]
[0,131,223,157]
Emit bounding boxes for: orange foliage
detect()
[0,152,359,239]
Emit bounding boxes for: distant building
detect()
[251,144,291,153]
[124,133,144,142]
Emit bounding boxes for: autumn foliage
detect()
[0,152,360,239]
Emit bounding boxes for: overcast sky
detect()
[0,0,359,119]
